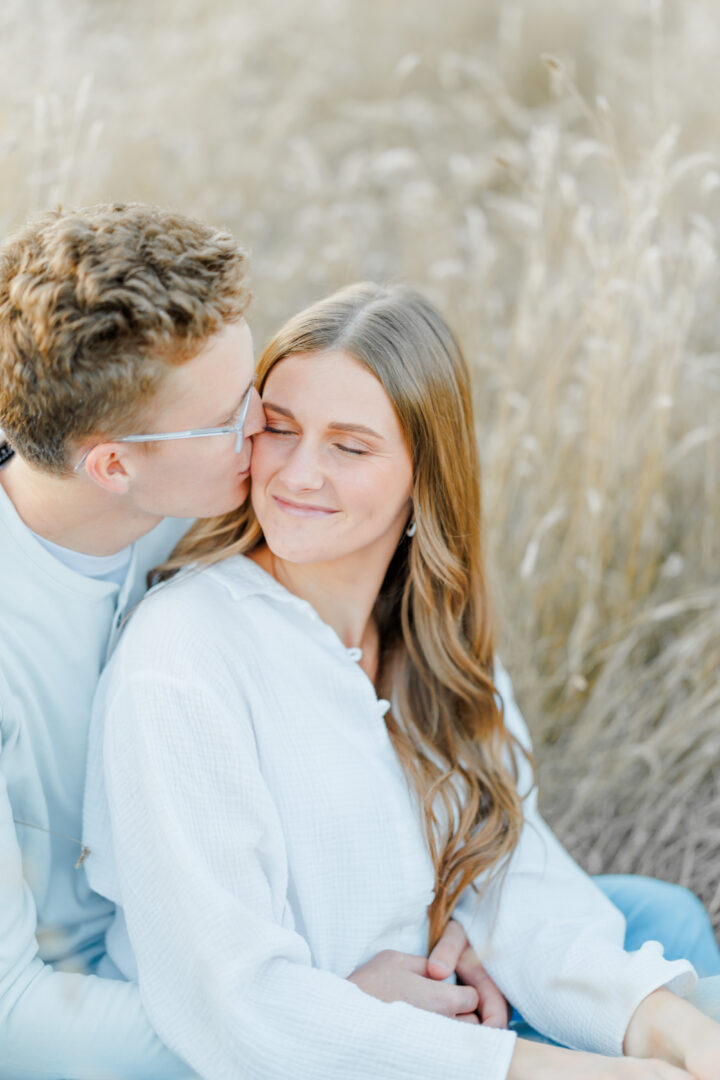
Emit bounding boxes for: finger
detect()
[370,949,429,976]
[626,1059,694,1079]
[456,947,510,1028]
[389,951,432,976]
[427,919,469,980]
[481,995,511,1029]
[430,983,479,1018]
[455,1012,480,1025]
[651,1064,695,1079]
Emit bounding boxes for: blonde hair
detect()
[0,203,251,473]
[161,282,529,949]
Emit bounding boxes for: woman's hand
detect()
[509,1039,695,1080]
[507,987,720,1080]
[347,948,480,1020]
[347,919,510,1025]
[624,987,720,1078]
[426,918,510,1027]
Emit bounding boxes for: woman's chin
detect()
[264,542,327,566]
[259,527,339,566]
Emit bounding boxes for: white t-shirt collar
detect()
[30,530,134,586]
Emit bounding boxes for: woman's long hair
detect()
[158,283,529,949]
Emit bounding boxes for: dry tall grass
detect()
[2,0,718,924]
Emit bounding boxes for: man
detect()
[0,203,500,1080]
[1,203,716,1079]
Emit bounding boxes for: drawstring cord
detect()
[13,819,91,868]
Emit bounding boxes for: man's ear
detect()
[81,444,132,494]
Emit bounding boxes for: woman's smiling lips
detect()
[272,494,338,517]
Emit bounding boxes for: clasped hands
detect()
[349,927,720,1079]
[347,919,509,1027]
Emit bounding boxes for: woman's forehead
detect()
[263,350,400,430]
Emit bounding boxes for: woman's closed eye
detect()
[264,425,370,456]
[333,443,368,455]
[263,425,296,436]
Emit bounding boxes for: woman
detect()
[84,283,720,1080]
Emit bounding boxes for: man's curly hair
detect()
[0,203,251,473]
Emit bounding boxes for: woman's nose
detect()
[277,439,325,491]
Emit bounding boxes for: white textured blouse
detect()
[83,555,695,1080]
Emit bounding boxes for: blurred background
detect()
[2,0,719,924]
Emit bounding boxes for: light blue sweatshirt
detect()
[0,476,194,1079]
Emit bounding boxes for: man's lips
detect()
[271,494,338,517]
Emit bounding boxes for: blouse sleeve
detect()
[452,661,696,1056]
[91,612,517,1080]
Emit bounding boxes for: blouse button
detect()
[347,647,363,662]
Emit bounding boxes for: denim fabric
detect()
[595,874,720,977]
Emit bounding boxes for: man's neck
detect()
[0,455,163,556]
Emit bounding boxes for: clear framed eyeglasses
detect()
[74,385,253,473]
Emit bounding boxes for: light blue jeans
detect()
[511,874,720,1041]
[597,874,720,977]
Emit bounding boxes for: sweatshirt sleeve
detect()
[0,723,196,1080]
[92,643,517,1080]
[452,661,697,1056]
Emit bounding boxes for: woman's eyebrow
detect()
[330,421,385,440]
[263,402,385,440]
[262,402,295,419]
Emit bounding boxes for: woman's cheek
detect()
[249,432,276,484]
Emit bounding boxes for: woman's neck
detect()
[250,545,387,681]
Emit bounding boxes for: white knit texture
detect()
[85,555,695,1079]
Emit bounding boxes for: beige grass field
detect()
[2,0,719,923]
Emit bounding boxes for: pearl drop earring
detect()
[406,520,417,538]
